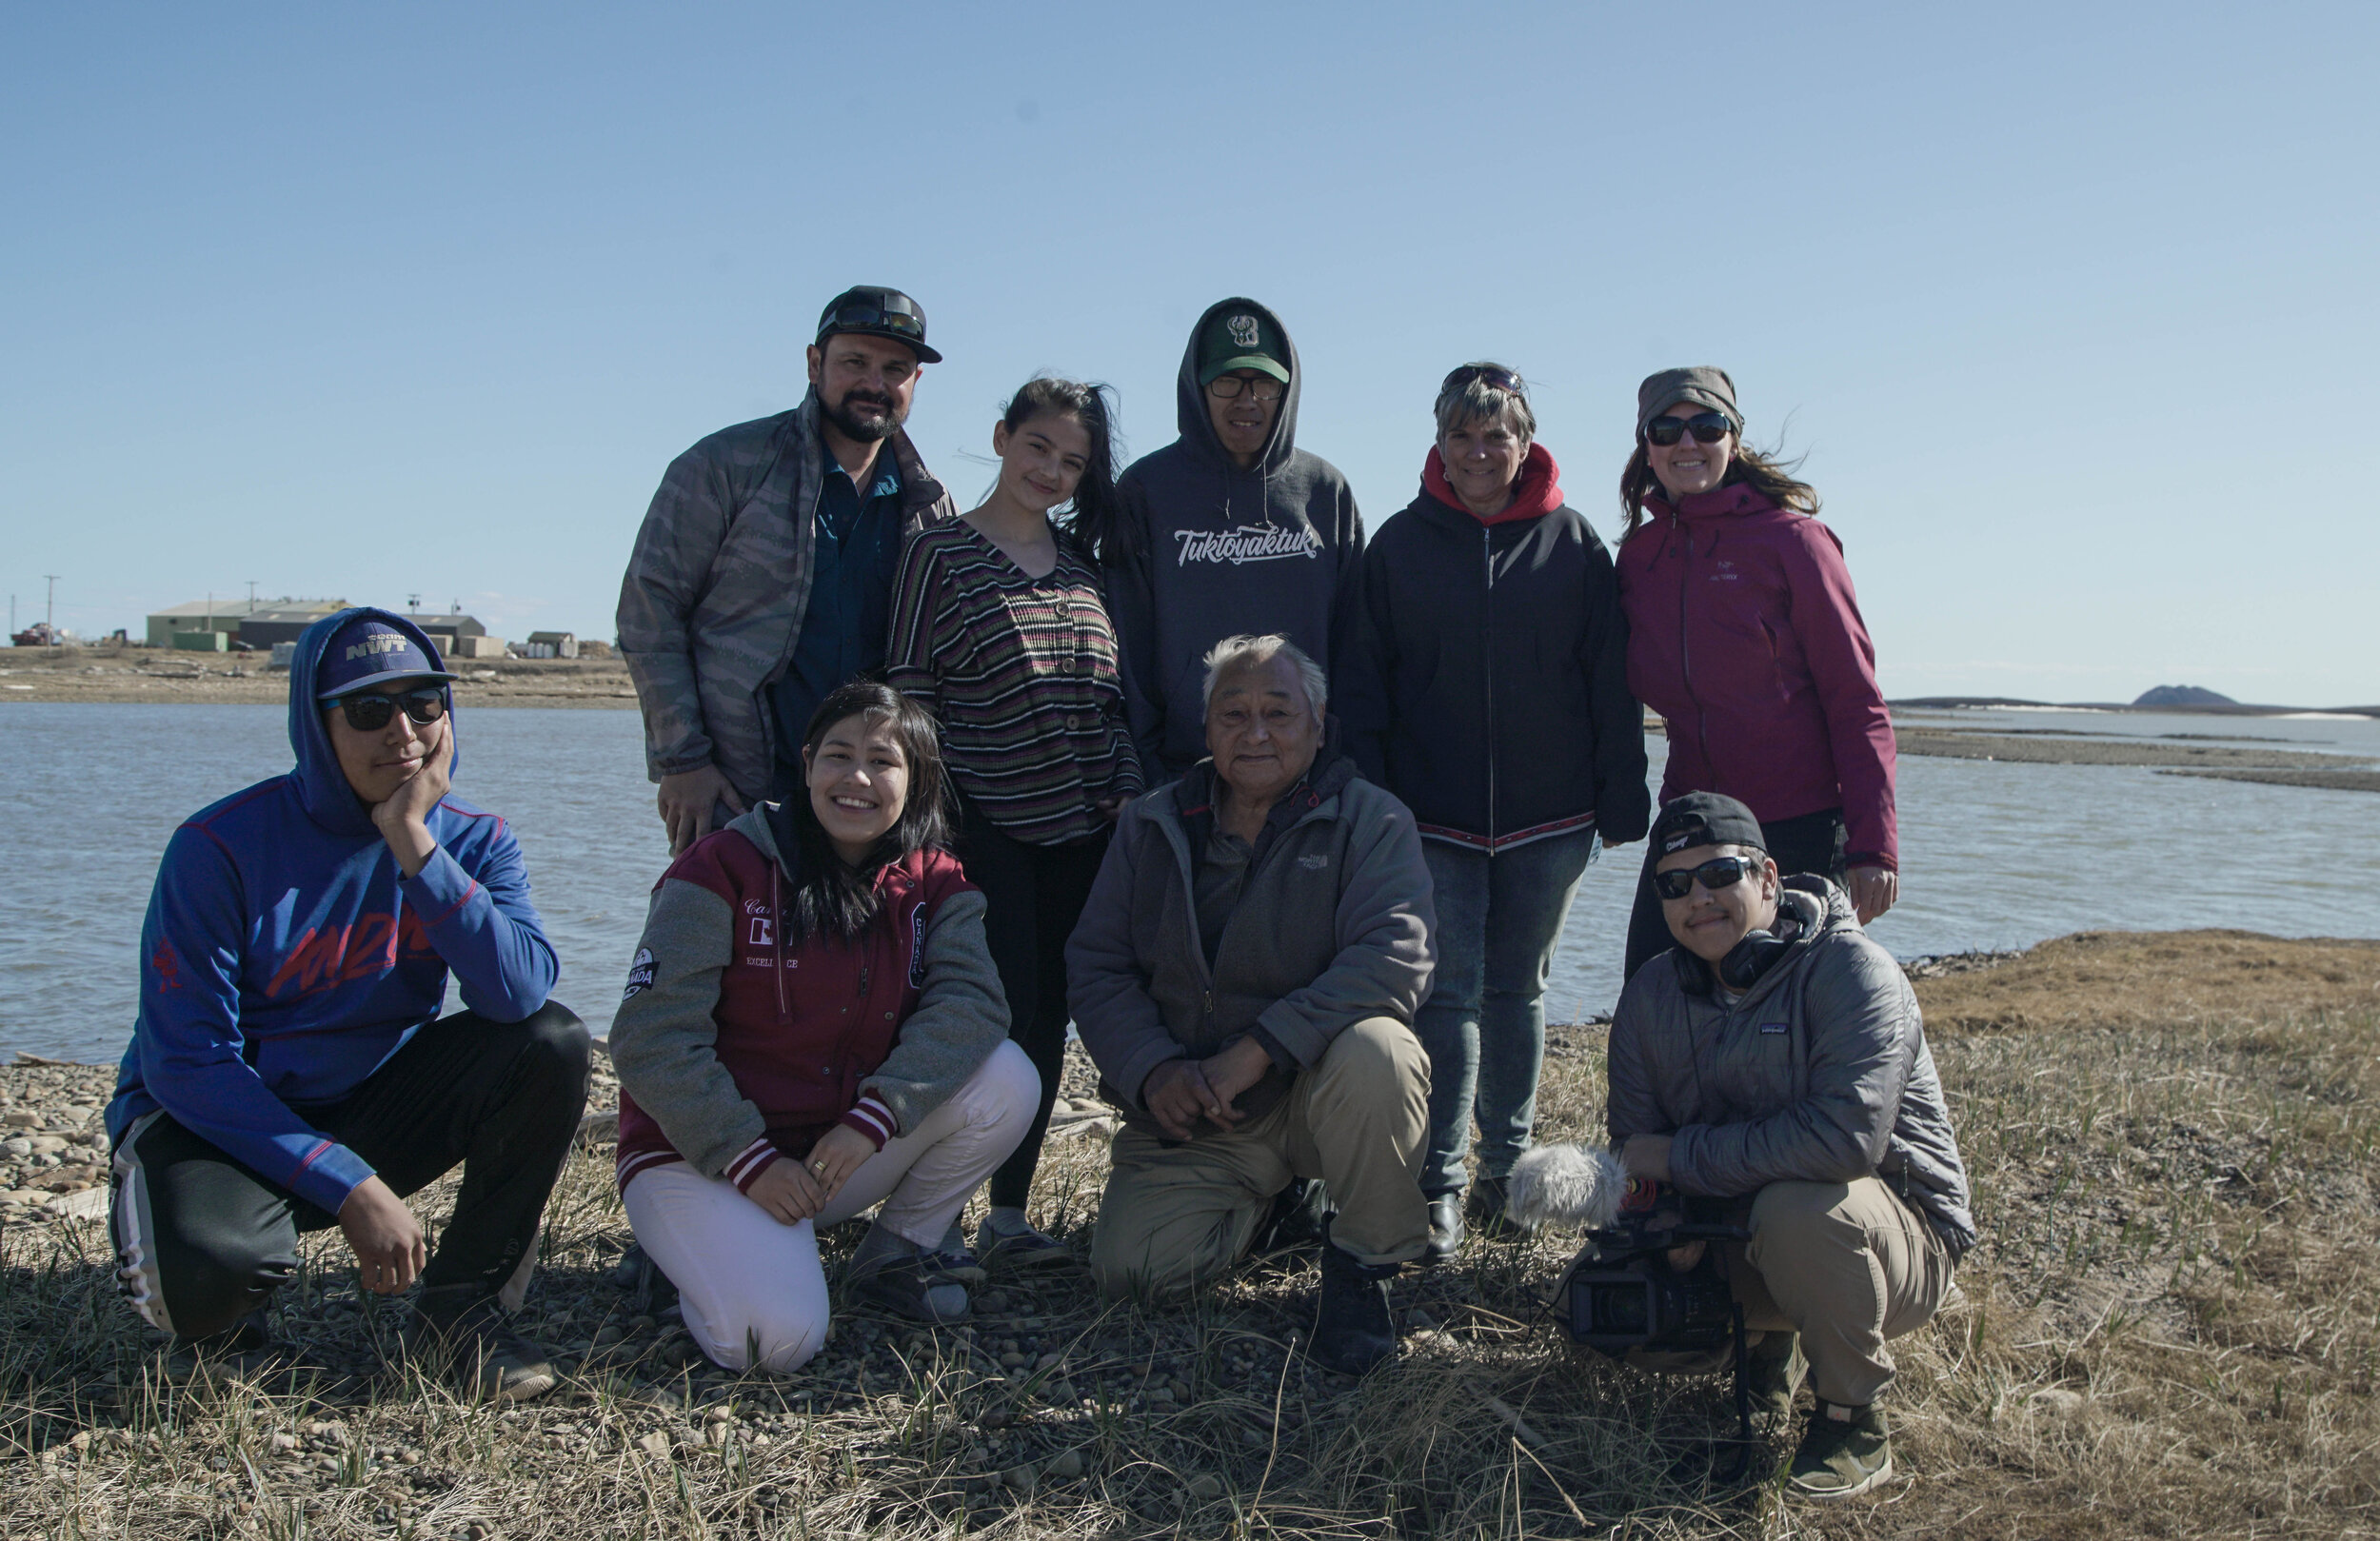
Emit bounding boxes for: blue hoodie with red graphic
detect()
[105,606,558,1215]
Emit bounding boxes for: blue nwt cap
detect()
[315,619,458,701]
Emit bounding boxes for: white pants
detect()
[623,1040,1038,1373]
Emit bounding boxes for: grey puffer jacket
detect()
[1067,750,1436,1136]
[616,393,954,805]
[1606,879,1975,1256]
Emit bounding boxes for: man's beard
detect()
[824,388,903,444]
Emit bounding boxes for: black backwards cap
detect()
[1648,792,1768,858]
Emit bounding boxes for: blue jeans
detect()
[1413,826,1598,1196]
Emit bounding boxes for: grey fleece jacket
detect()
[616,394,955,806]
[606,806,1008,1182]
[1108,298,1366,775]
[1606,879,1976,1255]
[1066,753,1436,1136]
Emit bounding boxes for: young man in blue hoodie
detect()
[1108,298,1367,780]
[105,608,588,1400]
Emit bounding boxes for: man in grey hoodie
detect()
[1108,299,1366,780]
[1609,793,1973,1500]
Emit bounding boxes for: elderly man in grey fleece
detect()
[1607,791,1973,1501]
[1067,634,1436,1377]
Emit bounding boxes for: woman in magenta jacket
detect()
[1616,367,1899,981]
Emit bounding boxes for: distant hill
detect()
[2133,684,2237,708]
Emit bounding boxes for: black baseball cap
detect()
[814,286,941,364]
[1648,792,1768,859]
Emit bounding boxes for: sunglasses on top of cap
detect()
[824,301,925,342]
[333,686,449,733]
[1646,410,1733,447]
[1654,854,1763,901]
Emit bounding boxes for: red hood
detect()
[1424,442,1564,525]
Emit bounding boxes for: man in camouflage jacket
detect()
[617,286,955,851]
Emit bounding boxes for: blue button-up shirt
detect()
[771,436,903,790]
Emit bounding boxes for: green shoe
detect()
[1745,1332,1806,1423]
[1787,1400,1892,1499]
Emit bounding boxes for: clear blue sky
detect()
[7,4,2374,705]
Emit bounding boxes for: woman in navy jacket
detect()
[1342,364,1649,1254]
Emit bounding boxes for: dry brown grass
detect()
[5,930,2377,1538]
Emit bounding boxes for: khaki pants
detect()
[1729,1177,1953,1406]
[1628,1178,1950,1405]
[1091,1017,1430,1297]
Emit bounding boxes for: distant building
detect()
[145,597,345,649]
[404,610,507,661]
[235,606,356,649]
[521,630,579,660]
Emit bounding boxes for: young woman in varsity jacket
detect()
[885,377,1142,1271]
[607,682,1035,1373]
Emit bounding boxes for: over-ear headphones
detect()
[1670,919,1798,996]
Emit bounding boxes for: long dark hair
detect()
[1000,376,1125,565]
[772,680,952,945]
[1618,437,1820,543]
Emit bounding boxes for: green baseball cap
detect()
[1197,306,1290,386]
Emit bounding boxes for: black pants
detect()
[956,798,1108,1213]
[1621,806,1848,983]
[109,1001,588,1341]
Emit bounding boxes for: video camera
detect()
[1507,1145,1759,1462]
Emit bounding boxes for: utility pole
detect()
[45,575,59,648]
[247,581,259,613]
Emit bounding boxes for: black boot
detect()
[1309,1244,1399,1376]
[1256,1179,1333,1256]
[1421,1194,1465,1263]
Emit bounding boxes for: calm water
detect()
[2,702,2374,1061]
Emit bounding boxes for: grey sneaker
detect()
[847,1255,971,1325]
[404,1289,560,1403]
[973,1215,1075,1272]
[1745,1332,1806,1422]
[1787,1400,1893,1499]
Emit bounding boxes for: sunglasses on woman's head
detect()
[1646,411,1733,447]
[1654,854,1762,900]
[333,686,448,732]
[1440,364,1525,396]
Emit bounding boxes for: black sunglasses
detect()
[1646,411,1733,447]
[1440,364,1525,397]
[1654,854,1762,901]
[333,686,448,732]
[824,302,924,340]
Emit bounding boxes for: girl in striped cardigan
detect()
[886,377,1143,1270]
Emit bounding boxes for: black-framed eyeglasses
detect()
[333,686,448,732]
[1654,854,1762,901]
[1440,364,1525,397]
[823,302,925,341]
[1206,374,1285,403]
[1646,411,1733,447]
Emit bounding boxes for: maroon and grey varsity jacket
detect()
[608,805,1010,1195]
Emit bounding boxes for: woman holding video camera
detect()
[1615,368,1900,980]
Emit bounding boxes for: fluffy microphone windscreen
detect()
[1504,1144,1629,1231]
